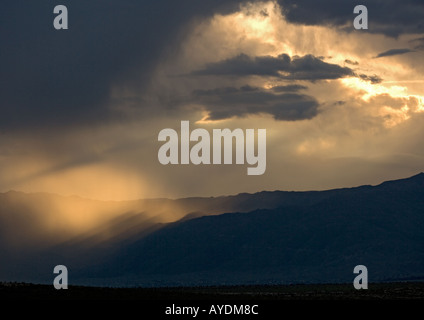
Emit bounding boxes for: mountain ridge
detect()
[3,171,423,202]
[1,172,423,285]
[84,172,424,286]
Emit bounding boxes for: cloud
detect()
[344,59,359,65]
[277,0,424,37]
[1,0,424,201]
[271,84,308,92]
[192,85,319,121]
[374,48,415,58]
[191,53,354,80]
[0,0,244,132]
[409,37,424,50]
[358,74,383,84]
[3,0,417,133]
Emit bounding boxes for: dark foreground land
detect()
[2,282,422,318]
[1,281,423,300]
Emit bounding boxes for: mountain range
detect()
[1,173,423,286]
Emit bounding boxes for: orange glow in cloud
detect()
[341,77,424,127]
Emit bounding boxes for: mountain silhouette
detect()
[93,173,424,286]
[1,173,424,286]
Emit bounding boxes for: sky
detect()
[1,0,424,200]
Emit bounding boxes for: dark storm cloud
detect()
[0,0,243,132]
[271,84,308,92]
[3,0,419,133]
[192,85,319,121]
[288,55,354,80]
[192,53,291,77]
[358,74,383,84]
[344,59,359,65]
[374,48,414,58]
[277,0,424,37]
[192,53,354,80]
